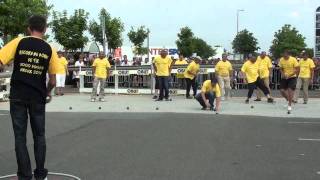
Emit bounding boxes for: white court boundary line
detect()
[0,172,81,180]
[298,138,320,142]
[289,122,320,124]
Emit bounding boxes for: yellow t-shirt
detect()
[279,56,299,78]
[92,58,111,78]
[153,55,173,76]
[241,60,259,83]
[257,56,272,78]
[201,80,221,97]
[184,61,200,80]
[0,37,60,74]
[299,58,315,78]
[56,57,68,75]
[215,60,233,77]
[175,59,188,65]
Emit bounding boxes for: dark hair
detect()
[210,74,218,84]
[28,15,47,33]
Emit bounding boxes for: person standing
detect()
[73,54,85,88]
[279,50,299,113]
[153,49,174,101]
[184,56,200,99]
[255,51,273,101]
[293,52,315,104]
[215,53,233,100]
[0,15,59,180]
[91,52,111,102]
[175,54,188,89]
[55,52,68,96]
[241,54,274,104]
[195,75,221,112]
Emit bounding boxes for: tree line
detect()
[0,0,314,60]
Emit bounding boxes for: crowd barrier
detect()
[1,65,319,99]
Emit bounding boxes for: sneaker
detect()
[245,99,249,104]
[267,98,274,103]
[152,95,158,99]
[99,98,105,102]
[254,98,262,102]
[303,101,308,104]
[91,98,96,102]
[186,96,193,99]
[288,106,292,111]
[292,100,298,104]
[210,107,216,111]
[221,97,225,101]
[155,99,163,101]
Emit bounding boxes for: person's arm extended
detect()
[201,92,210,108]
[215,97,221,112]
[106,68,110,79]
[153,63,157,74]
[46,74,56,103]
[92,66,96,77]
[310,68,315,83]
[293,67,300,77]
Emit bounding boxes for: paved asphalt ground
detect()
[1,110,320,180]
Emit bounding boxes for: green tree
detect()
[305,48,314,58]
[176,26,216,58]
[127,26,149,55]
[176,27,194,57]
[232,29,259,59]
[192,38,216,59]
[51,9,89,51]
[88,8,124,51]
[0,0,52,44]
[270,24,306,59]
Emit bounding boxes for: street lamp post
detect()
[237,9,245,34]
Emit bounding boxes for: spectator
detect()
[108,56,114,66]
[73,54,86,88]
[121,55,131,66]
[55,51,69,96]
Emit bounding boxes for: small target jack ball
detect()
[251,105,254,109]
[69,107,72,110]
[156,107,159,110]
[99,107,102,110]
[127,107,130,110]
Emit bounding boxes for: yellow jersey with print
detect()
[279,56,299,78]
[175,59,188,65]
[299,58,315,78]
[92,58,111,79]
[153,55,173,76]
[257,56,272,78]
[241,60,259,83]
[56,57,68,75]
[201,80,221,97]
[184,61,200,80]
[215,60,233,77]
[0,36,60,103]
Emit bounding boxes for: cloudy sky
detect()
[48,0,319,51]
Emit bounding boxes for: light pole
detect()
[237,9,245,34]
[101,14,107,54]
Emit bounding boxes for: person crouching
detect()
[195,75,221,112]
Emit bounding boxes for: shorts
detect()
[56,74,66,87]
[155,76,159,90]
[280,77,297,90]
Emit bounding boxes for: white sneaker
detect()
[99,98,105,102]
[288,106,292,111]
[221,97,225,101]
[91,98,96,102]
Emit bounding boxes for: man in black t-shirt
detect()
[0,15,59,180]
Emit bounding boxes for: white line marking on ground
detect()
[298,138,320,142]
[0,172,81,180]
[289,122,320,124]
[0,114,8,116]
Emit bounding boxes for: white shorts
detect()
[56,74,66,87]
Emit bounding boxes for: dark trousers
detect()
[10,101,48,180]
[186,78,197,97]
[247,77,270,99]
[195,92,216,108]
[158,76,169,100]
